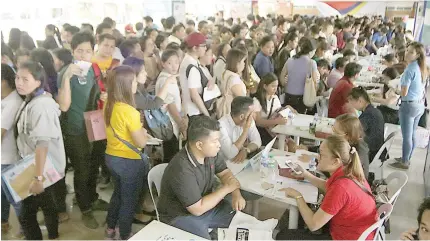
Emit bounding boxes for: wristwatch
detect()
[34,176,43,182]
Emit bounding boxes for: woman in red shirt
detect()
[276,135,377,240]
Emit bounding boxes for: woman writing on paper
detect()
[14,61,66,240]
[276,135,377,240]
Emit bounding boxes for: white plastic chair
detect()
[385,171,408,205]
[147,163,168,221]
[371,131,399,179]
[358,203,393,241]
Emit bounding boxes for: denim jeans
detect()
[105,154,149,239]
[399,101,425,164]
[1,164,22,223]
[169,200,235,239]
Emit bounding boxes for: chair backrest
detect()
[147,163,168,221]
[358,203,393,241]
[385,171,408,205]
[371,131,399,164]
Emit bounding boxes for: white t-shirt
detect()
[1,91,24,164]
[179,53,203,116]
[253,95,282,119]
[156,71,182,138]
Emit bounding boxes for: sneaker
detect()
[92,199,109,211]
[388,162,410,171]
[99,177,111,189]
[82,211,99,229]
[394,157,403,163]
[12,229,25,240]
[58,212,70,223]
[105,228,116,240]
[1,222,11,234]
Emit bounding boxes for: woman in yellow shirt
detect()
[104,66,149,240]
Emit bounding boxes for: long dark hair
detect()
[18,60,47,99]
[228,47,250,84]
[104,66,136,126]
[294,37,314,59]
[20,32,36,51]
[30,48,57,79]
[255,73,278,113]
[408,42,428,83]
[8,28,21,51]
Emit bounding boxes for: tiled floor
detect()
[1,130,429,240]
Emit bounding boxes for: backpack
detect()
[139,93,174,141]
[86,63,103,112]
[185,64,217,113]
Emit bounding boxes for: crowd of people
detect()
[1,12,429,240]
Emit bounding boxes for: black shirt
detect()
[157,145,227,223]
[359,104,385,153]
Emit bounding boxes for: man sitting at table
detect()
[219,96,262,163]
[157,115,246,239]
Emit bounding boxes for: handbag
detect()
[303,60,318,107]
[84,110,106,142]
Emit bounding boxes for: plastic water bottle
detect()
[260,153,269,179]
[309,157,317,175]
[267,155,278,183]
[309,114,318,134]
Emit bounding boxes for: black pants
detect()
[284,93,309,114]
[52,177,67,213]
[162,135,179,163]
[93,139,110,179]
[276,228,332,240]
[64,133,99,212]
[19,185,59,240]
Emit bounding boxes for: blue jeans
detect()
[399,101,425,164]
[1,164,22,223]
[105,154,149,239]
[169,200,235,239]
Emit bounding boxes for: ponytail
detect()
[344,147,366,183]
[325,135,366,183]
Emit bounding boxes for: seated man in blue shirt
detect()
[157,116,246,239]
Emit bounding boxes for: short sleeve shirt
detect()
[253,95,282,119]
[401,60,424,101]
[1,91,24,164]
[328,77,354,118]
[157,146,227,223]
[105,102,142,159]
[321,167,377,240]
[58,64,98,136]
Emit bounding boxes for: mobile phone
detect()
[236,228,249,241]
[412,229,419,240]
[285,160,302,175]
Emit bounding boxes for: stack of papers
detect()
[203,85,221,101]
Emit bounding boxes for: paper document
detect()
[203,85,221,101]
[147,137,163,145]
[218,211,277,240]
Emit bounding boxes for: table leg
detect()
[288,206,299,229]
[277,134,286,151]
[294,136,300,146]
[251,200,259,219]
